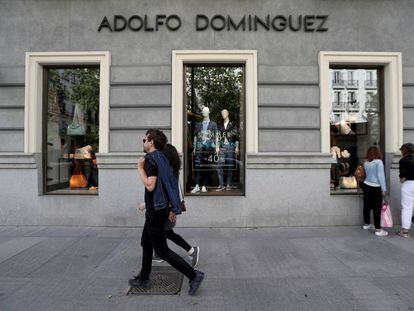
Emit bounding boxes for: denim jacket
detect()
[145,150,182,215]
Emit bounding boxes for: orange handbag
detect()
[69,164,88,189]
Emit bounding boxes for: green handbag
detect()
[67,104,86,136]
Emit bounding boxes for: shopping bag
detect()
[380,201,393,228]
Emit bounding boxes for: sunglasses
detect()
[143,138,151,143]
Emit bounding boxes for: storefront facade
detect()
[0,0,413,227]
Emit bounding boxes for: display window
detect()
[329,67,384,193]
[184,64,245,195]
[43,66,100,194]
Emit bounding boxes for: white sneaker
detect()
[216,185,225,192]
[201,186,207,193]
[375,229,388,237]
[362,224,374,230]
[191,185,200,194]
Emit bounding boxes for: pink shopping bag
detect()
[380,201,393,228]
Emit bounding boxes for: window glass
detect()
[184,65,245,195]
[44,67,100,194]
[329,68,382,193]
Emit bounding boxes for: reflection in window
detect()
[329,68,383,193]
[184,65,245,195]
[44,67,100,194]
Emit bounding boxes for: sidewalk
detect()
[0,225,413,311]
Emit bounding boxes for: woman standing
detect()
[397,143,414,238]
[362,146,388,236]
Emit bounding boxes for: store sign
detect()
[98,14,328,32]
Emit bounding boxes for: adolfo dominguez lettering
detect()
[98,14,328,32]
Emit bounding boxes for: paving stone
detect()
[0,226,46,237]
[0,237,77,277]
[341,277,410,311]
[27,237,123,279]
[89,238,140,280]
[0,237,44,263]
[0,276,31,301]
[96,227,140,238]
[290,237,358,278]
[0,226,413,311]
[27,226,95,238]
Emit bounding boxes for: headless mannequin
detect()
[216,109,239,191]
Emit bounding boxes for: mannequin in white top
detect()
[191,106,218,193]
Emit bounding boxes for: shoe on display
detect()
[374,229,388,237]
[225,184,231,191]
[215,186,225,191]
[188,270,205,295]
[362,224,374,230]
[396,229,410,238]
[128,276,151,289]
[201,186,207,193]
[190,246,200,267]
[191,185,200,194]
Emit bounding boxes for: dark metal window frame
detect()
[42,65,99,195]
[183,62,246,196]
[329,65,385,195]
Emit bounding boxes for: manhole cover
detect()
[127,266,184,295]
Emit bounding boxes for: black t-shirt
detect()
[144,159,158,217]
[399,155,414,180]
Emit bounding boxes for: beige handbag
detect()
[74,145,92,160]
[339,176,358,189]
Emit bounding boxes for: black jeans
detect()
[362,183,382,229]
[140,209,196,281]
[166,229,192,252]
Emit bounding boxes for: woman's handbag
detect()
[69,163,88,188]
[380,201,393,228]
[339,176,358,189]
[164,219,176,231]
[67,104,85,136]
[354,164,366,183]
[178,181,187,212]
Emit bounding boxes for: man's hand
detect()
[235,146,239,155]
[137,157,145,170]
[168,211,176,224]
[381,191,386,198]
[138,203,146,212]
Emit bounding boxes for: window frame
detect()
[319,52,402,155]
[42,65,101,194]
[172,50,258,154]
[24,52,111,154]
[182,63,246,196]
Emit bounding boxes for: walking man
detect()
[129,129,204,295]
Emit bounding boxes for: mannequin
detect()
[216,109,239,191]
[191,106,218,193]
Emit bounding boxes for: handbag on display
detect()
[69,164,88,189]
[67,103,86,136]
[339,176,358,189]
[74,145,92,159]
[380,201,393,228]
